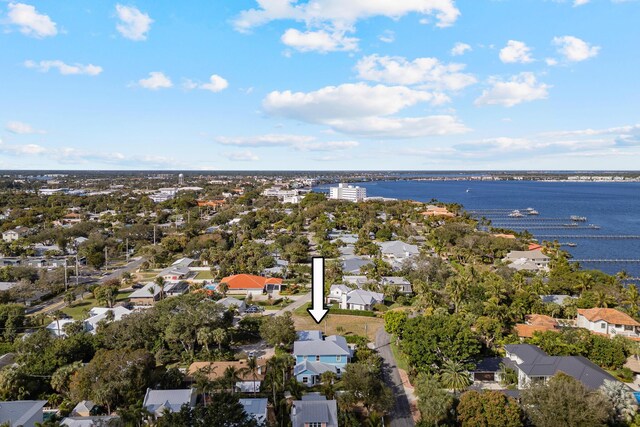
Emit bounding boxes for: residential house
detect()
[378,241,419,261]
[290,395,338,427]
[503,344,622,390]
[158,258,194,281]
[2,226,31,242]
[46,318,76,337]
[540,294,576,305]
[217,297,247,314]
[164,281,189,297]
[293,334,351,386]
[129,283,164,307]
[61,416,120,427]
[70,400,95,417]
[515,314,560,339]
[142,388,197,417]
[504,250,550,272]
[422,205,455,218]
[239,398,268,425]
[326,285,383,311]
[380,276,413,294]
[577,308,640,340]
[219,274,282,296]
[188,360,267,393]
[61,212,83,226]
[84,307,132,334]
[341,256,373,275]
[0,400,46,427]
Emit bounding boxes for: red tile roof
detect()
[578,308,640,327]
[220,274,282,290]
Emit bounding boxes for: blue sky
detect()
[0,0,639,170]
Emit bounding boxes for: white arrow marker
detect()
[308,257,329,324]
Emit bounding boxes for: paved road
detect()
[270,292,311,317]
[29,257,146,315]
[376,328,415,427]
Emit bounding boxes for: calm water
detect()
[316,180,640,278]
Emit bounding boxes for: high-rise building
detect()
[328,183,366,202]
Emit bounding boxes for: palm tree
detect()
[154,276,166,300]
[211,328,227,351]
[197,328,214,353]
[223,366,242,394]
[439,359,471,393]
[242,356,261,396]
[217,281,229,297]
[624,284,640,317]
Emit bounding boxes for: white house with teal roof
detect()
[293,333,351,386]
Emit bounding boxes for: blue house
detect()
[293,332,351,386]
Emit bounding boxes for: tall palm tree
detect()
[197,328,213,353]
[439,359,471,394]
[154,276,166,300]
[211,328,227,351]
[223,366,242,394]
[242,356,260,396]
[217,281,229,297]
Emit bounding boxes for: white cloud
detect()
[378,30,395,43]
[24,60,103,76]
[183,75,229,92]
[201,75,229,93]
[553,35,600,62]
[137,72,173,90]
[355,54,477,91]
[573,0,590,6]
[216,134,359,151]
[499,40,534,64]
[281,27,358,52]
[6,2,57,38]
[451,42,471,56]
[545,58,559,66]
[475,72,550,107]
[225,150,259,161]
[115,4,153,41]
[5,121,45,135]
[263,83,468,138]
[264,83,436,122]
[0,141,47,155]
[234,0,461,31]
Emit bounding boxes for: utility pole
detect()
[126,238,129,262]
[64,259,68,292]
[153,225,157,246]
[75,254,79,286]
[104,246,108,271]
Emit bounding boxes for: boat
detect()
[526,209,539,215]
[508,210,524,218]
[570,215,587,222]
[466,188,471,193]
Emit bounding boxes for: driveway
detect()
[270,292,311,317]
[376,328,415,427]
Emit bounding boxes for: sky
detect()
[0,0,639,171]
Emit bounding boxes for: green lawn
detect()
[194,270,214,280]
[390,340,410,372]
[62,291,132,320]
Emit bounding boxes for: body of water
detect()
[316,180,640,278]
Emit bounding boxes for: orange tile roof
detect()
[577,308,640,327]
[188,360,267,382]
[197,200,226,207]
[220,274,282,290]
[493,233,517,239]
[515,314,560,337]
[515,324,557,338]
[528,243,544,251]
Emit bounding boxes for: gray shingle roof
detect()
[293,335,350,357]
[505,344,622,390]
[291,396,338,427]
[0,400,46,426]
[143,388,196,414]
